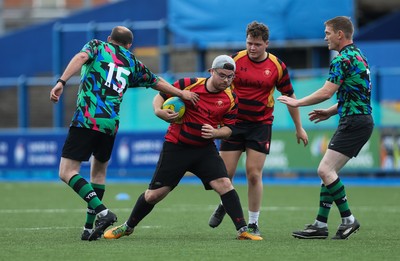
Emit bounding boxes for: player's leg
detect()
[321,116,372,239]
[59,156,116,241]
[87,131,120,240]
[59,157,109,215]
[129,187,172,226]
[81,158,108,240]
[292,149,349,239]
[242,124,270,235]
[209,150,242,228]
[104,142,187,239]
[60,127,110,214]
[104,186,172,240]
[209,178,262,240]
[221,150,242,180]
[199,144,262,240]
[61,127,117,240]
[244,148,266,235]
[318,149,361,239]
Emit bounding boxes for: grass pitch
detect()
[0,181,399,261]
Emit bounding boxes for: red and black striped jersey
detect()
[161,77,237,147]
[232,50,294,124]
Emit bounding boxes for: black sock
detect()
[126,193,155,228]
[220,189,247,230]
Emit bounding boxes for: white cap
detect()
[211,55,236,71]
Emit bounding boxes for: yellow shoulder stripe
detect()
[185,78,206,91]
[268,53,283,82]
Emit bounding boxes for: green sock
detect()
[68,174,106,214]
[326,178,352,218]
[316,184,333,223]
[84,183,105,229]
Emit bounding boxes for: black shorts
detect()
[149,142,228,190]
[62,127,116,163]
[329,115,374,158]
[220,122,272,154]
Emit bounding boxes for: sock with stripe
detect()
[84,183,105,229]
[313,183,333,228]
[326,177,354,224]
[68,174,106,215]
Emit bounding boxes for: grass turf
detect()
[0,181,399,260]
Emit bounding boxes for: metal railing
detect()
[1,67,399,129]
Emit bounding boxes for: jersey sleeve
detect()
[276,59,294,96]
[129,59,159,88]
[80,39,100,61]
[159,77,198,100]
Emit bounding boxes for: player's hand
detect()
[296,127,308,147]
[277,95,299,107]
[201,124,216,139]
[50,84,64,103]
[155,108,180,123]
[181,90,199,105]
[309,109,331,123]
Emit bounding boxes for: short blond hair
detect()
[324,16,354,39]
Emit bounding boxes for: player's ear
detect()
[338,30,344,40]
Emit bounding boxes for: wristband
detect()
[57,78,66,86]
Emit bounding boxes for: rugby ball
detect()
[162,97,185,119]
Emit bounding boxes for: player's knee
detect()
[246,171,262,185]
[317,166,328,179]
[144,188,169,204]
[211,177,234,194]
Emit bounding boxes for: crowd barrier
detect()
[1,128,398,181]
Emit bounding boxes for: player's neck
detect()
[205,79,220,93]
[249,51,268,62]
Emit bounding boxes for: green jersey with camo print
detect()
[71,39,159,136]
[327,44,372,117]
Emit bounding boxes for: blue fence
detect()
[1,67,399,129]
[0,130,164,181]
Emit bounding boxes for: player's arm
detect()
[201,124,232,140]
[153,93,179,122]
[59,52,89,82]
[50,52,89,103]
[309,103,338,123]
[286,93,309,146]
[277,81,339,107]
[153,77,199,105]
